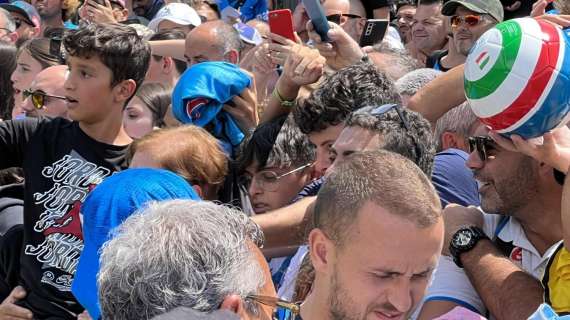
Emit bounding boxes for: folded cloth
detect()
[71,168,200,320]
[172,62,251,155]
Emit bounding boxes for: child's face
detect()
[64,55,117,123]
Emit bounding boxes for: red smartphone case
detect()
[269,9,296,42]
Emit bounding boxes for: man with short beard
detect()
[31,0,63,34]
[409,0,447,65]
[299,150,444,320]
[428,0,502,72]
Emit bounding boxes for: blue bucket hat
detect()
[71,168,201,320]
[172,61,251,156]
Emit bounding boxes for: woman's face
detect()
[123,96,155,139]
[10,50,43,118]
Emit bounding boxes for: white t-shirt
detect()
[415,210,562,318]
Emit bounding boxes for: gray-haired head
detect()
[434,101,479,152]
[555,0,570,14]
[395,68,441,99]
[98,200,266,320]
[0,8,16,32]
[211,20,244,56]
[368,42,421,81]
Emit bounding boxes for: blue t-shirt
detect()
[431,148,480,208]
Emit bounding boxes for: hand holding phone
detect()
[359,19,389,47]
[269,9,296,42]
[302,0,330,42]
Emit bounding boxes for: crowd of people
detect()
[0,0,569,318]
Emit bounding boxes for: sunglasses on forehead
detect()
[23,89,67,110]
[450,14,485,28]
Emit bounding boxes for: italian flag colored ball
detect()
[464,18,570,138]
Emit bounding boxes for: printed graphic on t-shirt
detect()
[24,151,111,292]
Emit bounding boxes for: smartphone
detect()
[359,19,389,47]
[302,0,330,42]
[268,9,296,42]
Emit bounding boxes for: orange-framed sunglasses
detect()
[450,14,485,28]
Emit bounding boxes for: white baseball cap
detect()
[148,3,202,32]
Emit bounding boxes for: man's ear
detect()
[113,8,129,21]
[162,56,174,74]
[8,31,18,43]
[114,79,137,104]
[219,294,247,316]
[32,26,41,37]
[441,131,462,151]
[192,184,204,198]
[308,228,334,274]
[226,49,240,65]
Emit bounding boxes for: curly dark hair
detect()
[293,61,401,134]
[63,23,150,91]
[345,105,435,176]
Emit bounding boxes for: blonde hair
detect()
[130,125,228,187]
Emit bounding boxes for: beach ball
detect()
[464,18,570,138]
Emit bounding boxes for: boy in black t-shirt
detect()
[0,23,150,319]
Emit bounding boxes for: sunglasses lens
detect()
[465,16,480,26]
[32,93,44,109]
[326,14,341,24]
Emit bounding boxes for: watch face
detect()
[453,229,473,247]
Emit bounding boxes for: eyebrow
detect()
[373,266,436,276]
[320,140,335,147]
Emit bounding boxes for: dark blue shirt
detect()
[432,148,480,208]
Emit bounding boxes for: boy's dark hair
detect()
[293,61,401,135]
[239,115,315,172]
[345,105,435,176]
[63,23,151,91]
[149,30,188,75]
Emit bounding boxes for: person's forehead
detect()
[472,123,489,136]
[323,0,350,14]
[334,126,381,151]
[308,124,344,145]
[398,5,416,14]
[159,19,190,30]
[416,3,442,17]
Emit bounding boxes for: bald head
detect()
[184,20,243,66]
[323,0,366,41]
[22,65,68,118]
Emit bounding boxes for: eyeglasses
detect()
[22,89,67,110]
[450,15,484,28]
[246,295,300,320]
[240,163,313,192]
[468,136,497,161]
[0,27,13,35]
[325,13,362,25]
[370,104,411,131]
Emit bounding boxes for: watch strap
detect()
[450,226,488,268]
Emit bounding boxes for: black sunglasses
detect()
[23,89,67,110]
[467,136,496,161]
[325,13,362,24]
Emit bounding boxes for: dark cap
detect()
[441,0,504,22]
[0,1,40,27]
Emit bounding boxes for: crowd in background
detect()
[0,0,570,319]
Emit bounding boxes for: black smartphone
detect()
[302,0,330,42]
[359,19,389,47]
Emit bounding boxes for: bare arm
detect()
[562,166,570,247]
[461,240,543,320]
[148,39,186,62]
[407,64,466,127]
[252,196,315,249]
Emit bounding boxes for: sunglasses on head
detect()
[450,14,484,28]
[23,89,67,110]
[468,136,496,161]
[246,295,300,320]
[325,13,361,25]
[370,104,411,131]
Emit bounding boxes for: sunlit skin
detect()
[123,96,155,139]
[307,124,344,177]
[396,5,416,43]
[22,65,68,118]
[306,202,444,320]
[157,19,194,34]
[327,126,382,176]
[245,160,311,214]
[10,49,44,119]
[411,3,447,56]
[452,7,496,56]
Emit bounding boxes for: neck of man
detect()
[40,15,64,33]
[78,109,133,146]
[440,52,465,69]
[299,279,332,320]
[513,190,562,256]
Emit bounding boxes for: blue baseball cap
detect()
[71,168,201,320]
[0,1,40,27]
